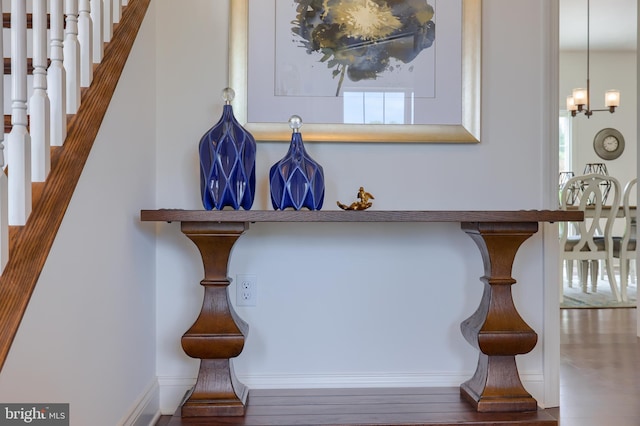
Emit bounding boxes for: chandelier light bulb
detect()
[605,90,620,108]
[572,88,587,107]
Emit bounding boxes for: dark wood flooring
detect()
[156,308,639,425]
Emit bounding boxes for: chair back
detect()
[620,178,637,253]
[560,173,621,254]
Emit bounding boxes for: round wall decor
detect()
[593,128,625,160]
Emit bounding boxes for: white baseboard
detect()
[157,376,196,415]
[239,372,472,389]
[118,379,160,426]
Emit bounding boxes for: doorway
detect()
[558,0,638,309]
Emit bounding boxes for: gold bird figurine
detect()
[337,187,375,210]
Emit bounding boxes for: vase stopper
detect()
[289,115,302,133]
[222,87,235,105]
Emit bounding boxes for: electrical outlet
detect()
[236,274,257,307]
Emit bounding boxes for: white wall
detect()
[154,0,559,414]
[560,50,637,192]
[0,3,158,426]
[0,0,567,421]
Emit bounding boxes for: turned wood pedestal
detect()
[141,210,581,423]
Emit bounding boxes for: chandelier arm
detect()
[567,0,618,119]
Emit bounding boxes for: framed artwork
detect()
[229,0,481,143]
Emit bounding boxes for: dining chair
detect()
[612,178,637,302]
[560,173,622,301]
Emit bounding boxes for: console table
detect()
[141,210,582,422]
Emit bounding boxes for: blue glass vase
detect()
[199,88,256,210]
[269,116,325,210]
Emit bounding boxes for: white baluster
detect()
[64,0,81,114]
[30,0,51,182]
[103,0,112,42]
[78,0,93,87]
[8,0,32,226]
[122,0,129,5]
[113,0,121,23]
[91,0,104,63]
[0,0,9,272]
[48,0,67,147]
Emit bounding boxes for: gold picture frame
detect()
[229,0,481,143]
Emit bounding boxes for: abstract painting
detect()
[291,0,436,97]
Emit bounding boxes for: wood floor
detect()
[156,308,639,425]
[548,308,640,425]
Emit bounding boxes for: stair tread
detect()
[2,57,52,75]
[4,115,32,134]
[2,13,51,29]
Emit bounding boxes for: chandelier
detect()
[565,0,620,118]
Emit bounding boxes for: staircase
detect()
[0,0,150,373]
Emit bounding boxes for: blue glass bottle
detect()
[269,116,325,210]
[199,88,256,210]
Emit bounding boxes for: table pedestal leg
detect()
[180,222,249,417]
[460,222,539,413]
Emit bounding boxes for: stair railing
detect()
[0,0,149,376]
[0,0,127,272]
[0,1,6,271]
